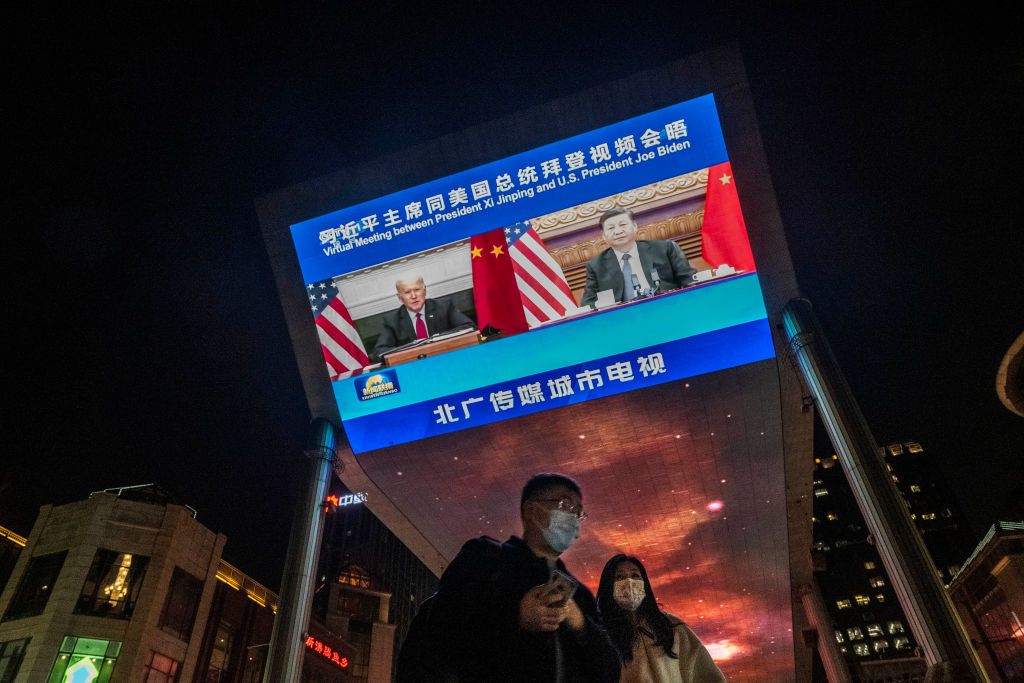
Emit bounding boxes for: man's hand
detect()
[518,585,567,632]
[562,597,585,632]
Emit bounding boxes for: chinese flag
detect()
[471,229,529,336]
[701,162,756,272]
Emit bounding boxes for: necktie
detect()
[621,253,635,301]
[415,313,428,339]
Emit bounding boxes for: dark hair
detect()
[598,207,635,229]
[597,554,677,663]
[520,473,582,517]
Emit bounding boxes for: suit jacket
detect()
[373,298,474,360]
[580,239,696,306]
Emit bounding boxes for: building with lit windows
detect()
[0,485,360,682]
[810,439,975,680]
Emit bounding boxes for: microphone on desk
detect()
[630,273,643,300]
[650,269,661,292]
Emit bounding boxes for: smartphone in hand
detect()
[545,569,579,607]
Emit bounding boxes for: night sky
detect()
[5,4,1022,588]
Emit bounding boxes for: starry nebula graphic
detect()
[358,359,795,681]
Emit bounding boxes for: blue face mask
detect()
[542,509,580,553]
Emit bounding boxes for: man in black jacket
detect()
[580,208,696,306]
[403,473,620,682]
[373,275,474,360]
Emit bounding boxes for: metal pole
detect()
[263,418,337,683]
[782,299,988,683]
[798,582,854,683]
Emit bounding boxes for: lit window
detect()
[888,621,905,635]
[909,484,921,493]
[907,442,923,453]
[826,512,839,521]
[847,627,864,641]
[812,516,819,523]
[876,593,886,603]
[0,638,30,682]
[867,624,884,637]
[872,639,889,653]
[46,636,121,683]
[854,595,870,606]
[921,513,937,521]
[142,651,180,683]
[864,561,876,570]
[814,488,829,498]
[813,479,823,485]
[888,443,903,456]
[206,619,236,681]
[836,599,852,610]
[822,459,835,469]
[337,565,373,589]
[854,643,870,657]
[2,551,68,621]
[832,454,838,460]
[834,631,844,644]
[814,458,821,464]
[869,576,886,588]
[891,475,899,483]
[894,637,911,650]
[76,550,149,619]
[911,513,917,520]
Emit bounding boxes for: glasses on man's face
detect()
[532,497,588,521]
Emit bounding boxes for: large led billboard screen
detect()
[264,51,811,682]
[291,94,772,454]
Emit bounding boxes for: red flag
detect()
[701,162,756,272]
[471,229,529,336]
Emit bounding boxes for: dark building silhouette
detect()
[811,438,975,680]
[315,489,439,673]
[947,521,1024,682]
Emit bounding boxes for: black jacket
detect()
[373,298,474,360]
[422,536,621,683]
[580,240,696,306]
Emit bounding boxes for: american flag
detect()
[503,222,577,327]
[307,280,370,380]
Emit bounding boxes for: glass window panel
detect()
[206,619,236,682]
[143,651,180,683]
[75,550,150,619]
[3,551,68,621]
[160,568,204,642]
[46,637,120,683]
[0,638,30,683]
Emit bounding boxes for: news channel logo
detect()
[355,369,401,401]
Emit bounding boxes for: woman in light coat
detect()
[597,554,726,683]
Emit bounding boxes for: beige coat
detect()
[620,614,727,683]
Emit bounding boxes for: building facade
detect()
[948,521,1024,682]
[316,492,438,672]
[0,485,363,683]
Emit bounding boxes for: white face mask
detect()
[613,578,646,611]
